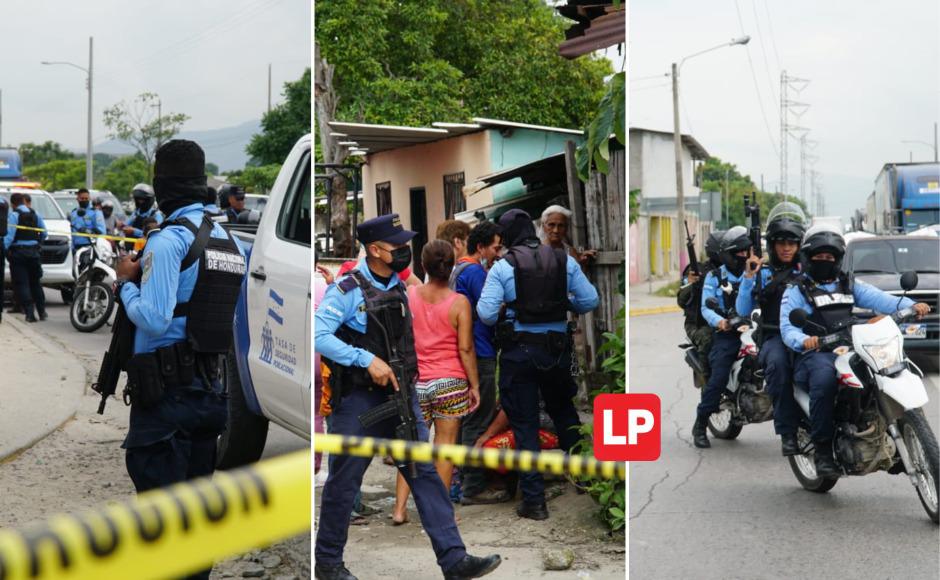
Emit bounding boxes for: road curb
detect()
[0,316,85,462]
[629,305,682,317]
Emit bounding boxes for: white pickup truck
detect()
[216,134,311,468]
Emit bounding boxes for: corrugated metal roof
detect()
[556,2,625,59]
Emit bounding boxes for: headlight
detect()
[863,336,902,371]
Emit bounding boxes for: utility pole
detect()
[672,62,684,272]
[86,37,94,189]
[267,63,272,114]
[153,96,163,151]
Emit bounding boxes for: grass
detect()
[653,280,680,297]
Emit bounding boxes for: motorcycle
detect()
[69,238,116,332]
[786,271,939,523]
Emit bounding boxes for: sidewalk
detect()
[629,278,682,317]
[0,317,85,460]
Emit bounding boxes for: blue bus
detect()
[0,148,24,180]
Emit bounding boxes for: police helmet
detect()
[705,230,726,266]
[765,202,806,267]
[131,183,155,200]
[719,226,752,273]
[101,200,114,209]
[800,223,846,270]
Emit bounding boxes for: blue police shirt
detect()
[3,205,48,248]
[454,260,496,358]
[120,203,246,355]
[69,207,106,247]
[204,203,220,214]
[126,207,164,238]
[735,266,801,316]
[477,253,599,333]
[700,265,746,328]
[780,276,915,353]
[314,259,399,369]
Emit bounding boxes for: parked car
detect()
[844,235,940,354]
[243,193,269,215]
[216,135,311,468]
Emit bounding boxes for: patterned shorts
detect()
[416,377,471,423]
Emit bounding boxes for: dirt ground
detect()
[0,333,309,580]
[314,454,626,579]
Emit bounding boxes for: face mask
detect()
[135,199,151,211]
[385,246,412,273]
[726,255,746,276]
[808,259,839,282]
[78,200,90,209]
[103,208,113,218]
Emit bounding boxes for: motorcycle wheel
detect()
[60,285,74,304]
[707,401,743,439]
[69,282,114,333]
[788,428,839,493]
[899,409,939,524]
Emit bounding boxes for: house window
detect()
[375,182,392,216]
[443,172,466,219]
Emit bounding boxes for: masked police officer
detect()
[123,183,163,240]
[779,224,929,477]
[114,140,246,580]
[677,230,724,379]
[315,213,501,580]
[70,188,106,251]
[477,209,599,520]
[4,192,48,322]
[0,193,7,323]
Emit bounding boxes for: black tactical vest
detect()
[758,266,801,334]
[13,208,39,243]
[504,242,568,324]
[718,272,741,316]
[332,270,419,389]
[167,215,247,353]
[798,276,855,336]
[0,199,8,238]
[682,261,718,327]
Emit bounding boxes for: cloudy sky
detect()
[0,0,309,150]
[630,0,939,218]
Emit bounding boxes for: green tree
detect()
[206,162,220,176]
[98,156,151,199]
[247,69,311,166]
[228,164,282,194]
[696,156,809,228]
[23,159,86,191]
[18,141,76,166]
[103,92,189,175]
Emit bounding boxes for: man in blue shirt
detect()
[450,220,505,504]
[0,193,7,323]
[477,209,599,520]
[315,213,501,580]
[693,226,752,449]
[4,192,48,322]
[779,224,929,477]
[122,183,163,238]
[69,188,106,250]
[114,140,246,580]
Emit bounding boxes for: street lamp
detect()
[42,36,94,189]
[672,35,749,270]
[901,123,938,162]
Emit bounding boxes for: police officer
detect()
[100,200,119,236]
[477,209,599,520]
[677,230,724,379]
[114,140,246,580]
[0,193,8,323]
[3,192,47,322]
[693,226,752,449]
[779,224,929,477]
[735,203,805,455]
[69,188,106,250]
[122,183,163,240]
[315,213,501,580]
[218,184,246,223]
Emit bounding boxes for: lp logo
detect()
[593,394,661,461]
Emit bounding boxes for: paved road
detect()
[629,311,940,580]
[28,288,306,459]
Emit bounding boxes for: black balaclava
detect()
[153,140,208,216]
[498,209,537,248]
[205,186,218,207]
[102,206,113,218]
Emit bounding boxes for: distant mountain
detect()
[93,119,261,172]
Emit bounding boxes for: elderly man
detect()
[538,204,596,270]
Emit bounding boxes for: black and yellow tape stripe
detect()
[11,224,139,244]
[0,450,310,580]
[315,434,626,480]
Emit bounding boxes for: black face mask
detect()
[726,255,747,276]
[78,200,90,209]
[385,246,412,273]
[135,198,152,211]
[102,208,113,218]
[808,259,839,282]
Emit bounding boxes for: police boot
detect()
[813,439,841,478]
[516,501,549,520]
[443,554,502,579]
[314,562,357,580]
[692,415,710,449]
[24,306,37,323]
[780,433,800,457]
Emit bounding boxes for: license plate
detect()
[902,323,927,339]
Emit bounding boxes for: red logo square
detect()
[594,393,661,461]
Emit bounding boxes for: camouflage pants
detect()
[685,322,714,378]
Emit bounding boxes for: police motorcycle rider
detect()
[692,226,752,449]
[779,223,930,477]
[100,200,119,236]
[113,140,246,580]
[314,213,501,580]
[678,230,724,381]
[122,184,163,246]
[477,209,600,520]
[735,203,806,456]
[69,188,106,251]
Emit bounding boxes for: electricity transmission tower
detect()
[780,70,810,198]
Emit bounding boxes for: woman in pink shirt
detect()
[392,240,480,524]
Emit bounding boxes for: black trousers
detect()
[8,245,44,317]
[0,242,5,319]
[459,356,498,497]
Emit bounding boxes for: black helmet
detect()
[766,202,806,267]
[719,226,752,276]
[800,223,845,281]
[131,183,155,200]
[705,230,725,266]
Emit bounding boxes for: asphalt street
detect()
[629,311,940,580]
[29,288,307,460]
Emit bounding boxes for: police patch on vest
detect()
[204,249,246,275]
[812,293,854,308]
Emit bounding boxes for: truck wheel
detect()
[216,349,269,469]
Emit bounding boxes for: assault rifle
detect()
[91,288,136,414]
[744,191,762,259]
[684,220,700,276]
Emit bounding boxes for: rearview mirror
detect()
[789,308,809,328]
[900,271,918,292]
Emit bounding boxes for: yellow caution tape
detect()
[0,450,311,580]
[315,433,626,480]
[11,224,140,244]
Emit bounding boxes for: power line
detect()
[751,0,778,108]
[734,0,779,158]
[762,0,782,73]
[630,73,670,84]
[629,82,670,93]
